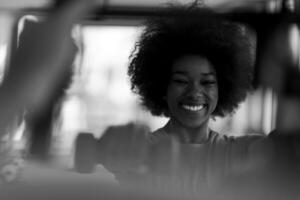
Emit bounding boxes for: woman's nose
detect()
[185,83,204,99]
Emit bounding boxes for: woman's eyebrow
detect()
[202,72,216,76]
[171,71,216,77]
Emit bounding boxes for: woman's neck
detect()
[163,119,210,144]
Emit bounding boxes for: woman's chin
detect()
[178,117,209,129]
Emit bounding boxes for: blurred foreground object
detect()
[0,0,96,160]
[74,123,150,175]
[0,135,24,183]
[74,132,97,173]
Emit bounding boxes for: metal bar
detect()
[20,5,300,25]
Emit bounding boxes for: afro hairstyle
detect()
[128,4,254,117]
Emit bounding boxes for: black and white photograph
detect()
[0,0,300,199]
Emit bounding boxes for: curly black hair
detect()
[128,4,254,118]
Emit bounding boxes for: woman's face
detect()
[166,55,218,129]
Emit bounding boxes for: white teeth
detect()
[182,104,204,112]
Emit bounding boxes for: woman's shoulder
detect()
[210,131,268,147]
[146,128,169,144]
[208,130,235,144]
[221,133,272,157]
[231,133,267,144]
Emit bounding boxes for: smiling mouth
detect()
[181,104,205,112]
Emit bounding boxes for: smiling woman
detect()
[164,55,219,143]
[128,4,254,144]
[120,4,263,195]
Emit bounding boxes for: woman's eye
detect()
[173,79,188,84]
[202,80,216,85]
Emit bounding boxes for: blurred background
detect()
[0,0,299,184]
